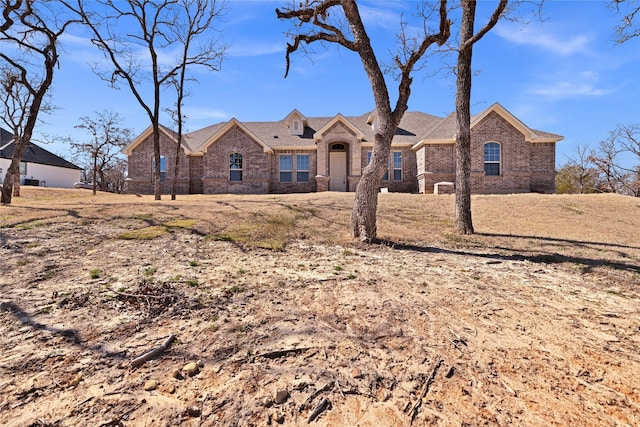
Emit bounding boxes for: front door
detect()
[329,151,347,191]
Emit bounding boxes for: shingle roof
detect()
[124,104,563,155]
[0,133,81,170]
[181,111,447,152]
[0,127,14,145]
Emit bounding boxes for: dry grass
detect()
[1,188,640,426]
[2,188,639,258]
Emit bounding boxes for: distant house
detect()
[0,128,82,188]
[123,102,563,195]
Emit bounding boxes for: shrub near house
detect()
[123,103,562,195]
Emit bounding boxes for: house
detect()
[123,103,563,195]
[0,128,82,188]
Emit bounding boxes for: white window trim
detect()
[229,152,243,182]
[296,154,309,183]
[484,142,501,176]
[279,154,293,183]
[392,151,402,181]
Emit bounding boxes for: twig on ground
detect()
[299,382,333,412]
[307,398,330,423]
[409,359,443,425]
[130,334,176,368]
[258,347,312,359]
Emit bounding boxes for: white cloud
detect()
[228,42,283,57]
[530,81,613,98]
[358,3,402,31]
[182,106,230,121]
[494,23,591,56]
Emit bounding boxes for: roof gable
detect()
[201,118,274,154]
[313,114,365,142]
[471,103,563,143]
[121,124,186,156]
[284,109,307,127]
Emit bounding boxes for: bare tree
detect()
[277,0,450,242]
[166,0,225,201]
[589,123,640,196]
[555,144,598,194]
[609,0,640,43]
[453,0,508,234]
[64,0,225,201]
[72,109,133,195]
[102,156,128,193]
[0,0,74,204]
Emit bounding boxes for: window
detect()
[279,155,293,182]
[229,153,243,181]
[367,151,388,180]
[296,154,309,182]
[151,156,166,182]
[19,161,27,176]
[392,151,402,181]
[279,154,310,183]
[484,142,501,176]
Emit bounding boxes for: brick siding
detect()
[415,112,557,194]
[126,129,190,194]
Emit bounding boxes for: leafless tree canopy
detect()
[588,124,640,196]
[0,0,76,204]
[610,0,640,43]
[72,109,133,195]
[64,0,226,200]
[558,124,640,196]
[277,0,450,242]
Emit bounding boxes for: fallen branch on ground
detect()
[299,382,333,412]
[131,334,176,368]
[307,397,330,423]
[409,359,443,425]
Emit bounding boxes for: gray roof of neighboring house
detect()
[0,130,81,170]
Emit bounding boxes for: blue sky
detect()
[32,0,640,167]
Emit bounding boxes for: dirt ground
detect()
[1,189,639,426]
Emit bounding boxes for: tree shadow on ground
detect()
[0,300,127,359]
[380,235,640,275]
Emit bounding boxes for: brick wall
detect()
[358,146,417,192]
[270,149,318,193]
[471,111,531,193]
[529,142,556,193]
[202,127,272,194]
[415,144,455,193]
[126,130,190,194]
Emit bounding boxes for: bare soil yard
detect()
[1,188,639,426]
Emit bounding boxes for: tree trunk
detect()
[352,137,390,242]
[454,1,476,235]
[1,138,28,204]
[13,173,20,197]
[92,155,98,195]
[152,124,161,200]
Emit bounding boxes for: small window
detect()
[296,154,309,182]
[392,151,402,181]
[279,155,293,182]
[19,161,27,176]
[367,151,388,181]
[484,142,501,176]
[229,153,243,182]
[152,156,166,182]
